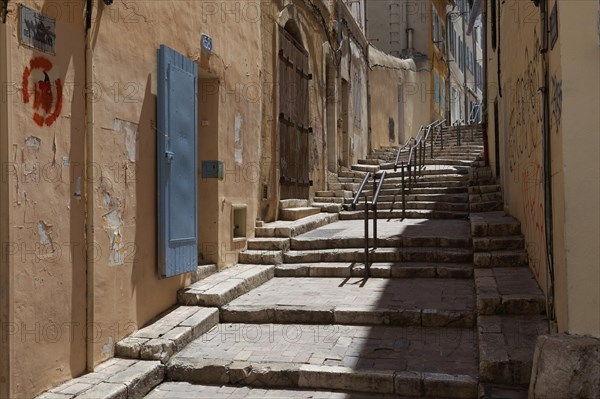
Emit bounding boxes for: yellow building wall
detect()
[1,1,263,397]
[485,0,600,336]
[368,46,431,149]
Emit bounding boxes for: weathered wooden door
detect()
[279,27,311,200]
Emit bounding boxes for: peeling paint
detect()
[114,118,139,162]
[62,156,70,167]
[25,136,41,150]
[103,210,125,266]
[73,176,82,200]
[102,336,114,357]
[37,220,53,245]
[234,113,243,165]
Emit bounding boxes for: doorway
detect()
[278,26,310,200]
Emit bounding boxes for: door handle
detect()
[165,151,174,162]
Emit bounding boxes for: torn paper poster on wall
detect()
[114,118,139,162]
[102,210,126,266]
[234,113,243,165]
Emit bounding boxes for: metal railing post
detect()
[373,203,377,249]
[364,194,369,276]
[441,127,444,150]
[401,162,406,218]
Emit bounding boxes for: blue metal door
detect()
[157,45,198,278]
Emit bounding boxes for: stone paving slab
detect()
[275,262,474,279]
[169,323,478,379]
[146,382,432,398]
[474,268,546,315]
[37,359,163,399]
[177,265,275,307]
[116,307,219,363]
[470,212,521,237]
[292,219,471,241]
[221,278,475,327]
[478,315,549,386]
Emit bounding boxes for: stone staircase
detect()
[38,124,549,399]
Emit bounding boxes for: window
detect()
[440,77,446,114]
[450,26,456,57]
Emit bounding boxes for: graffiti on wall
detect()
[22,56,63,127]
[550,74,562,133]
[504,24,548,283]
[507,28,542,174]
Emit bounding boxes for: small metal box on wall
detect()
[201,160,223,179]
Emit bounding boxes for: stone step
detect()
[280,207,322,221]
[312,202,343,213]
[221,277,475,327]
[238,249,283,264]
[147,382,444,399]
[167,323,478,398]
[469,185,502,195]
[280,199,309,209]
[275,262,474,279]
[311,196,345,204]
[247,237,290,251]
[471,212,522,237]
[478,384,528,399]
[177,264,275,307]
[470,201,504,213]
[344,193,469,204]
[478,315,549,386]
[469,192,503,202]
[315,189,353,198]
[351,164,381,173]
[473,250,529,268]
[473,236,524,251]
[116,307,219,362]
[290,235,470,250]
[348,201,469,212]
[373,180,468,189]
[37,359,164,399]
[339,209,469,220]
[474,268,546,315]
[256,213,339,238]
[329,182,361,191]
[283,247,473,264]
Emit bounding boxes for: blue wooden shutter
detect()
[157,45,199,278]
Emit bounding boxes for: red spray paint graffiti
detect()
[22,56,63,127]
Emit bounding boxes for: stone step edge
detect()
[37,359,164,399]
[255,213,339,238]
[275,262,474,279]
[166,360,478,398]
[115,307,220,363]
[177,265,275,307]
[221,305,475,328]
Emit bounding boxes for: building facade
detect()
[0,0,371,397]
[483,0,600,337]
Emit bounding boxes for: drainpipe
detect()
[482,0,489,164]
[539,0,556,327]
[462,2,468,123]
[84,0,96,372]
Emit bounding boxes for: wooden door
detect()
[279,28,311,199]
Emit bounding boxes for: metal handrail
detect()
[351,172,371,210]
[350,170,387,278]
[390,119,446,219]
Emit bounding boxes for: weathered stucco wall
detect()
[88,0,263,367]
[485,0,600,336]
[368,45,431,149]
[2,1,87,396]
[1,1,263,397]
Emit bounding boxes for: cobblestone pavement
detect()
[174,323,478,376]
